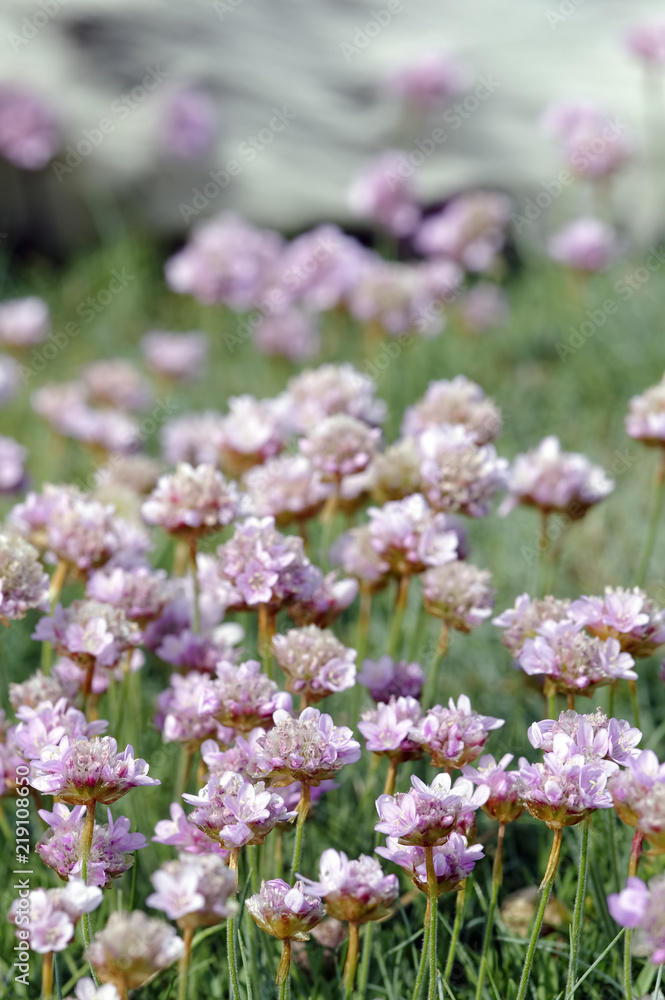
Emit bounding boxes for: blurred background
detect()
[2,0,665,256]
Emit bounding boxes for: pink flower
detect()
[358,696,423,758]
[0,296,49,346]
[0,532,49,620]
[414,694,504,769]
[377,832,483,894]
[415,192,511,272]
[375,772,489,846]
[300,850,398,924]
[153,802,228,856]
[246,879,325,940]
[8,879,102,954]
[285,363,386,434]
[608,876,665,963]
[358,656,424,703]
[348,151,420,236]
[147,855,238,926]
[160,86,217,161]
[384,50,470,108]
[0,89,59,169]
[548,217,619,272]
[272,626,356,702]
[183,770,293,848]
[402,376,501,444]
[85,910,183,990]
[625,18,665,65]
[248,707,361,786]
[140,330,209,381]
[500,435,613,515]
[30,735,160,804]
[300,414,381,480]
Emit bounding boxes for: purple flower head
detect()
[608,876,665,964]
[493,593,572,658]
[153,619,244,673]
[37,802,147,887]
[141,329,209,381]
[330,525,390,592]
[418,425,508,517]
[358,696,423,759]
[183,770,294,848]
[272,626,356,703]
[517,739,616,829]
[459,283,509,333]
[9,669,78,711]
[153,802,228,857]
[147,854,238,929]
[253,308,321,362]
[384,50,470,108]
[367,493,458,576]
[415,191,511,272]
[300,849,398,924]
[33,600,141,670]
[30,735,160,804]
[402,377,502,445]
[377,832,484,896]
[0,435,27,493]
[422,560,494,631]
[201,729,268,781]
[300,414,381,481]
[248,707,361,786]
[285,363,386,435]
[165,212,283,310]
[500,436,613,516]
[0,532,49,621]
[160,86,217,161]
[375,772,489,847]
[85,910,184,990]
[13,698,107,762]
[246,879,325,940]
[542,100,632,180]
[625,17,665,65]
[346,257,454,338]
[626,375,665,446]
[200,659,292,731]
[518,619,637,694]
[358,656,424,703]
[142,463,245,537]
[528,709,642,767]
[244,453,332,525]
[414,694,504,769]
[610,749,665,852]
[365,438,423,505]
[348,151,420,236]
[268,224,367,312]
[8,878,102,954]
[81,359,152,412]
[0,89,59,169]
[87,565,175,624]
[569,586,665,658]
[287,567,358,629]
[155,672,234,748]
[548,217,619,272]
[461,753,524,824]
[215,394,291,477]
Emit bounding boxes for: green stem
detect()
[624,825,643,995]
[227,914,241,1000]
[606,809,620,895]
[425,846,439,1000]
[343,922,361,997]
[515,827,563,1000]
[565,817,590,999]
[258,603,275,680]
[290,783,310,880]
[608,681,616,721]
[276,937,292,987]
[411,919,430,1000]
[80,801,100,988]
[387,575,410,659]
[546,682,557,721]
[357,922,373,1000]
[635,449,665,587]
[319,485,339,568]
[628,679,641,732]
[475,823,505,1000]
[177,925,194,1000]
[443,879,466,984]
[423,621,449,710]
[189,538,200,634]
[537,509,550,599]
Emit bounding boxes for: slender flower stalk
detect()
[515,828,563,1000]
[411,919,430,1000]
[388,575,411,657]
[291,783,311,880]
[423,622,449,709]
[443,880,466,985]
[42,951,53,1000]
[565,816,591,999]
[80,801,99,985]
[189,540,200,634]
[344,922,361,999]
[424,846,439,1000]
[623,829,645,1000]
[178,925,194,1000]
[635,449,665,587]
[475,823,506,1000]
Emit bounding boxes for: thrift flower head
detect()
[359,656,424,703]
[375,772,489,847]
[330,525,390,592]
[414,191,511,272]
[548,217,619,272]
[418,425,508,516]
[13,697,107,762]
[81,360,152,412]
[570,586,665,658]
[377,832,483,895]
[272,626,356,702]
[529,709,641,766]
[608,876,665,963]
[462,754,524,824]
[517,740,616,829]
[269,224,366,312]
[8,878,102,954]
[358,696,423,759]
[33,600,141,669]
[542,100,632,180]
[367,493,458,575]
[147,854,238,927]
[216,394,290,476]
[155,671,234,747]
[300,850,398,924]
[610,749,665,852]
[253,309,320,361]
[141,329,208,380]
[142,463,244,536]
[0,89,59,169]
[493,592,571,658]
[518,619,637,694]
[500,435,613,516]
[160,86,217,161]
[300,414,381,480]
[458,283,509,333]
[0,531,49,621]
[200,659,293,731]
[0,296,49,347]
[183,770,294,847]
[402,377,501,444]
[625,17,665,65]
[422,560,494,631]
[153,802,228,856]
[9,669,78,711]
[37,802,147,887]
[285,363,386,434]
[287,568,358,629]
[414,695,504,769]
[385,50,470,108]
[87,565,175,623]
[248,707,361,786]
[626,375,665,445]
[246,879,325,940]
[243,454,332,525]
[367,438,423,504]
[348,150,420,236]
[0,435,27,492]
[30,735,160,804]
[85,910,184,991]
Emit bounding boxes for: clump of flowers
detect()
[517,619,637,695]
[142,463,245,537]
[608,876,665,963]
[85,910,184,991]
[300,414,381,481]
[147,854,238,927]
[418,425,508,516]
[422,560,494,631]
[183,770,294,847]
[33,600,141,670]
[248,707,361,786]
[367,493,459,575]
[413,695,504,769]
[493,593,572,658]
[0,531,49,621]
[272,626,356,704]
[462,753,524,824]
[402,377,502,444]
[499,436,614,516]
[200,659,293,731]
[37,802,147,887]
[569,586,665,658]
[29,735,160,804]
[8,879,102,954]
[377,832,484,895]
[375,772,489,846]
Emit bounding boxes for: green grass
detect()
[1,236,665,999]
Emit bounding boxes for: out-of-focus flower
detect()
[286,568,359,629]
[153,622,244,673]
[7,879,102,954]
[183,770,294,847]
[518,620,637,694]
[358,656,425,703]
[500,435,613,516]
[384,50,470,108]
[348,151,420,236]
[422,560,494,631]
[300,414,381,480]
[569,586,665,658]
[493,593,572,658]
[37,802,147,887]
[413,695,504,769]
[626,375,665,446]
[9,670,78,711]
[85,910,183,990]
[155,671,234,747]
[13,697,107,762]
[367,493,458,575]
[87,565,174,624]
[246,879,325,939]
[160,86,217,160]
[153,802,228,856]
[142,462,244,537]
[300,850,398,923]
[165,212,283,309]
[81,360,153,412]
[625,18,665,66]
[66,978,120,1000]
[33,600,141,670]
[215,394,291,476]
[161,411,226,467]
[30,735,160,803]
[330,525,390,592]
[141,330,209,381]
[375,773,489,846]
[377,832,483,894]
[610,749,665,852]
[253,309,321,361]
[418,425,508,516]
[0,435,27,492]
[267,225,367,312]
[458,283,509,333]
[367,438,422,503]
[358,696,423,759]
[462,753,524,824]
[542,100,632,180]
[548,217,619,272]
[415,192,511,272]
[200,659,292,731]
[285,363,386,434]
[272,626,356,703]
[0,531,49,621]
[147,854,238,926]
[248,707,361,786]
[402,377,502,444]
[608,876,665,963]
[0,297,49,348]
[347,258,454,338]
[0,89,59,169]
